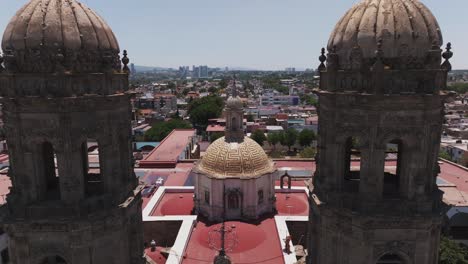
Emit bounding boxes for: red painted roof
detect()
[276,192,309,216]
[151,192,195,216]
[139,129,196,168]
[439,160,468,193]
[182,218,284,264]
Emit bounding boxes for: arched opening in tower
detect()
[231,117,238,131]
[376,253,405,264]
[344,137,360,193]
[40,255,67,264]
[384,139,402,197]
[82,140,103,196]
[257,189,264,205]
[42,142,60,200]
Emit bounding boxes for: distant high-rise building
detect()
[285,67,296,73]
[200,65,209,78]
[130,63,136,74]
[179,66,189,78]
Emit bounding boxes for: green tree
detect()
[144,119,192,141]
[283,128,298,151]
[208,86,218,94]
[188,95,224,129]
[439,236,468,264]
[167,82,176,90]
[182,88,190,96]
[446,83,468,94]
[251,129,267,146]
[246,114,255,122]
[298,129,316,147]
[219,79,228,89]
[267,133,280,150]
[299,147,317,158]
[439,150,452,161]
[210,132,224,143]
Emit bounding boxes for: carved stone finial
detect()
[318,48,327,71]
[122,50,130,73]
[441,42,453,71]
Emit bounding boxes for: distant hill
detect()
[133,65,172,72]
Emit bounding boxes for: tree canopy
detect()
[446,82,468,95]
[267,132,281,150]
[283,128,298,150]
[251,129,267,146]
[439,236,468,264]
[144,119,192,142]
[299,129,316,147]
[188,95,224,129]
[210,132,224,143]
[299,147,316,158]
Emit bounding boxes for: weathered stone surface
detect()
[309,1,449,263]
[0,1,144,263]
[328,0,443,68]
[1,0,121,74]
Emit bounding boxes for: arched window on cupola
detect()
[82,139,103,196]
[383,139,403,197]
[343,137,361,193]
[231,117,238,131]
[376,253,405,264]
[41,142,60,200]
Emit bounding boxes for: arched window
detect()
[344,137,360,193]
[258,190,264,205]
[82,140,103,196]
[231,117,238,131]
[204,190,210,205]
[42,142,60,200]
[40,256,67,264]
[376,253,405,264]
[228,192,240,209]
[384,139,402,197]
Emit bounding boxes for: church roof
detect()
[328,0,443,63]
[1,0,121,73]
[195,137,276,179]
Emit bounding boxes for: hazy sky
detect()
[0,0,467,70]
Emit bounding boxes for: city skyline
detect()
[1,0,467,70]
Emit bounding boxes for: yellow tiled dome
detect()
[195,137,275,179]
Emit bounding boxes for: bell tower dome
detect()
[0,1,144,263]
[308,0,452,263]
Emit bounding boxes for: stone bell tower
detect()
[0,0,144,263]
[308,0,452,263]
